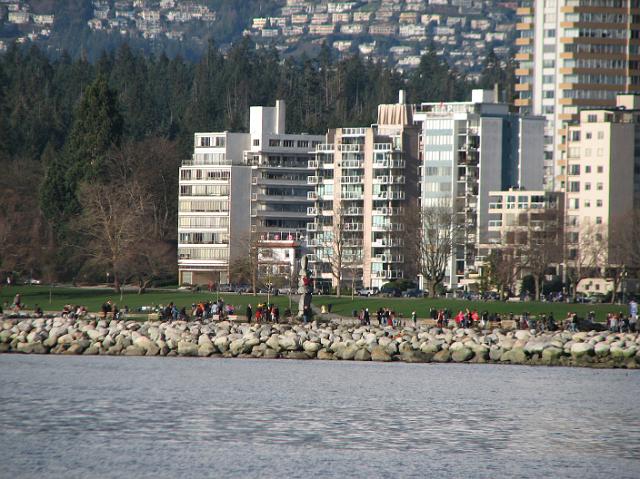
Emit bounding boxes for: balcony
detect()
[308,160,319,169]
[307,176,319,185]
[341,127,366,136]
[372,223,405,232]
[338,144,362,152]
[343,223,364,232]
[307,191,318,201]
[373,143,392,151]
[307,207,318,216]
[341,159,364,168]
[306,223,318,232]
[373,254,404,263]
[374,191,405,200]
[372,207,404,216]
[373,176,405,185]
[315,144,334,152]
[372,270,404,279]
[341,192,364,200]
[343,207,364,216]
[341,176,363,184]
[371,238,404,248]
[373,159,406,169]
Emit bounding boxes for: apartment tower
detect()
[515,0,640,189]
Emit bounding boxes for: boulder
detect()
[317,349,334,360]
[279,335,300,351]
[451,347,473,362]
[420,342,440,354]
[354,348,371,361]
[213,336,229,352]
[198,343,215,357]
[541,347,563,365]
[594,342,610,357]
[371,346,392,362]
[489,346,503,361]
[262,348,280,359]
[177,341,198,357]
[229,339,246,356]
[401,351,432,363]
[433,349,451,363]
[124,345,145,356]
[571,342,594,358]
[302,341,321,353]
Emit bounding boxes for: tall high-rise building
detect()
[514,0,640,188]
[306,92,420,290]
[413,90,545,289]
[177,101,323,286]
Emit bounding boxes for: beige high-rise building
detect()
[306,93,420,290]
[515,0,640,189]
[563,94,640,268]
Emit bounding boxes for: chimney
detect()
[398,89,406,105]
[275,99,286,134]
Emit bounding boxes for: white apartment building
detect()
[515,0,640,189]
[307,92,420,290]
[563,94,640,268]
[178,101,323,286]
[414,90,545,289]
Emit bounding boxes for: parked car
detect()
[402,288,424,298]
[357,287,379,297]
[380,286,402,297]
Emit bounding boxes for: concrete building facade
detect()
[306,93,420,290]
[178,101,323,286]
[413,90,545,289]
[562,94,640,268]
[515,0,640,189]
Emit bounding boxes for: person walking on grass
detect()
[246,304,253,323]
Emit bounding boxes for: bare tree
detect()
[606,209,640,302]
[230,228,263,295]
[416,202,462,297]
[73,183,142,293]
[327,203,348,297]
[564,222,606,300]
[485,247,521,299]
[519,208,564,300]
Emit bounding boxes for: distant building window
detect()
[597,131,604,139]
[585,182,591,191]
[596,182,603,190]
[214,136,225,147]
[597,166,604,173]
[588,115,597,123]
[585,166,591,173]
[253,139,260,146]
[297,140,309,148]
[584,200,591,207]
[596,199,603,207]
[569,181,580,192]
[200,136,211,147]
[283,140,295,147]
[586,132,592,139]
[269,139,281,147]
[596,216,602,224]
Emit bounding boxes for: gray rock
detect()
[371,346,392,362]
[433,349,451,363]
[124,345,145,356]
[452,347,474,362]
[571,343,594,358]
[354,348,371,361]
[177,341,198,357]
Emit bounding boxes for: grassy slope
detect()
[0,286,627,321]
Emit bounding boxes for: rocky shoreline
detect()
[1,316,639,368]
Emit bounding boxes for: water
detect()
[0,356,639,479]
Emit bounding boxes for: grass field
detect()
[0,285,629,321]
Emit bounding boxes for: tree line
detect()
[0,39,510,289]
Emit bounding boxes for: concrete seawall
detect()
[1,316,639,368]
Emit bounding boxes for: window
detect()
[597,131,604,139]
[283,140,295,147]
[569,164,580,175]
[597,166,604,173]
[585,182,591,191]
[269,139,281,147]
[586,132,592,139]
[214,136,225,147]
[596,182,603,190]
[588,115,597,123]
[596,199,603,207]
[596,217,602,224]
[584,200,591,207]
[569,181,580,192]
[297,140,309,148]
[585,166,591,173]
[253,139,260,146]
[200,136,211,147]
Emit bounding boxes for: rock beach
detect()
[0,315,639,368]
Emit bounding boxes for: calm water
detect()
[0,356,639,479]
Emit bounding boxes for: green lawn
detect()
[0,285,629,321]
